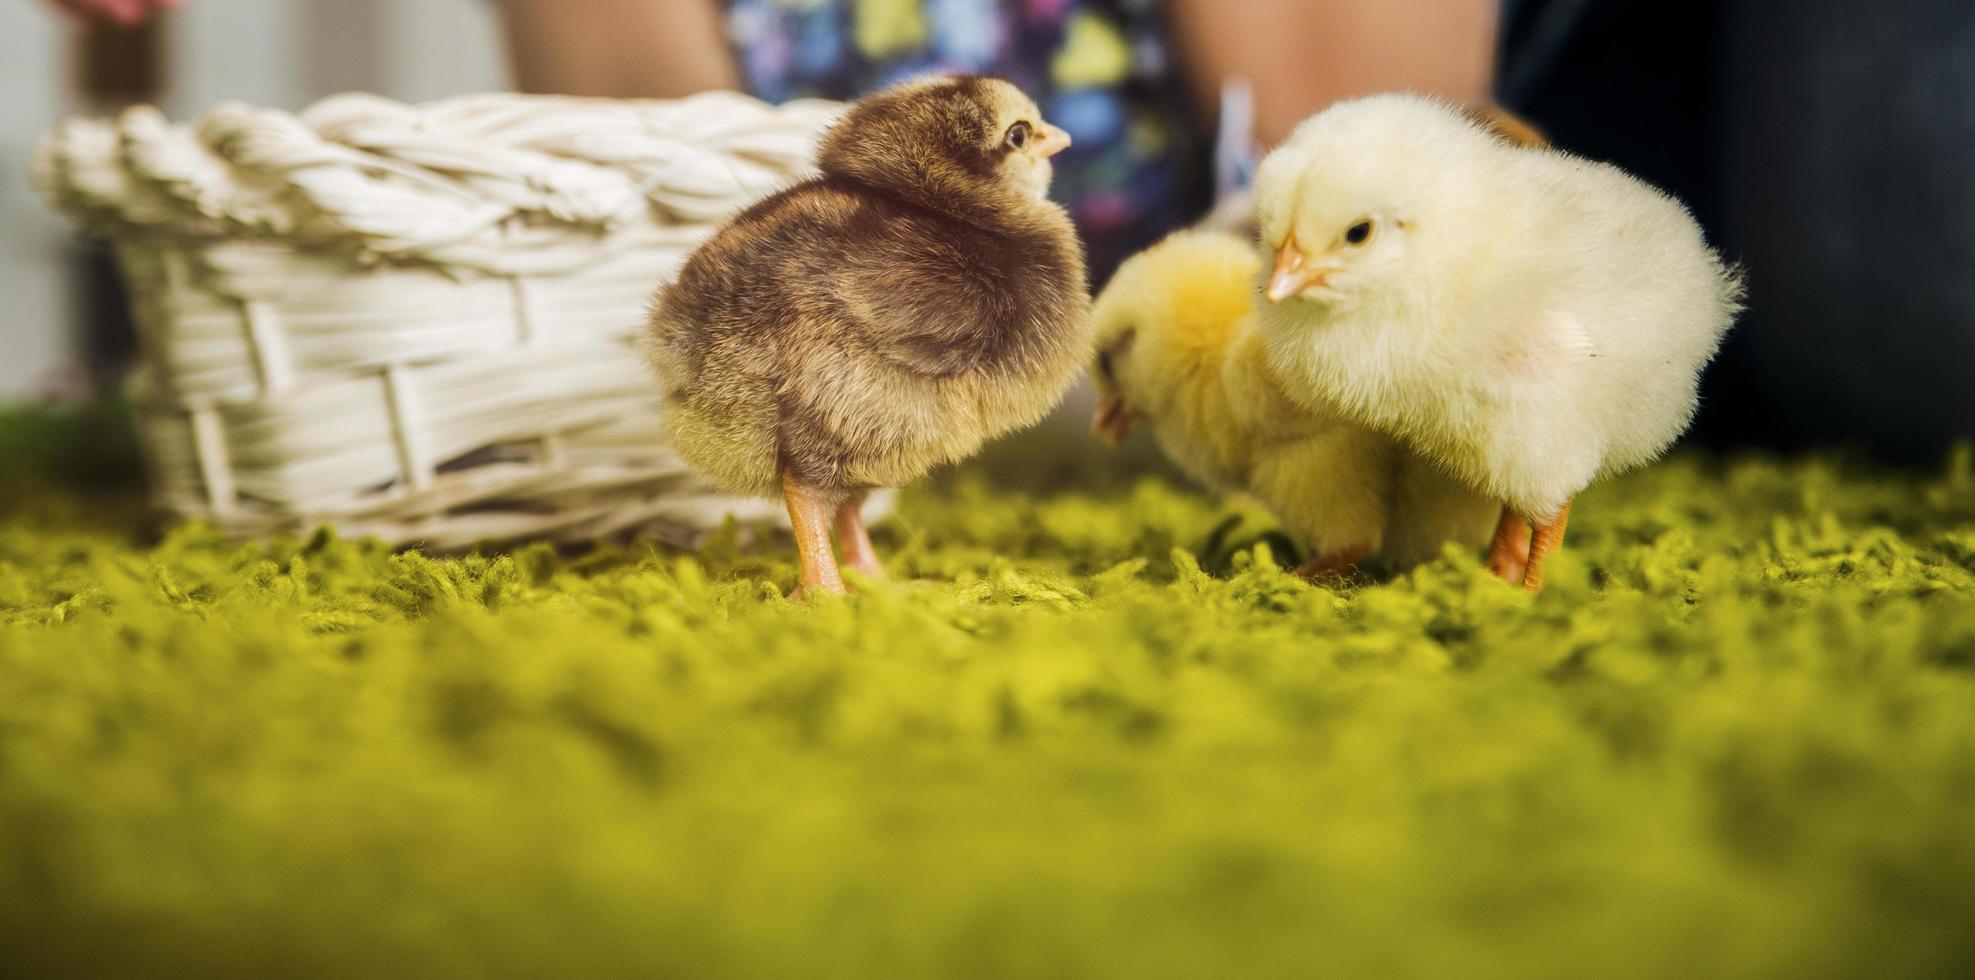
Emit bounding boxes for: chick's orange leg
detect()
[1485,506,1532,584]
[1519,499,1572,593]
[833,493,886,582]
[782,475,845,598]
[1296,545,1370,584]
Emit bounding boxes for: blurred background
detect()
[3,0,505,397]
[7,0,1974,458]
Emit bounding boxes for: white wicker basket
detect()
[35,91,850,549]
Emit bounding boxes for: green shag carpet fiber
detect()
[2,405,1974,979]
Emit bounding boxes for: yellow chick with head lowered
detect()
[1255,94,1742,590]
[1090,230,1494,576]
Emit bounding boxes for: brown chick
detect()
[643,76,1090,597]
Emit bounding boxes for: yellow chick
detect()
[1383,456,1502,571]
[1090,230,1493,576]
[1255,94,1742,590]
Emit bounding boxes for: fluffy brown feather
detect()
[642,76,1090,593]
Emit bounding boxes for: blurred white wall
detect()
[381,1,508,103]
[168,0,507,114]
[0,3,72,400]
[0,0,509,400]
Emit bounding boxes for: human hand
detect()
[46,0,182,26]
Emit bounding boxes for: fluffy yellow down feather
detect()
[1090,230,1491,573]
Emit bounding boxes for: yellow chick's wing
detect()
[1381,453,1498,570]
[1243,418,1395,562]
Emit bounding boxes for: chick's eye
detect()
[1006,121,1031,149]
[1096,350,1113,380]
[1345,220,1375,246]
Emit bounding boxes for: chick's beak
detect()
[1033,122,1072,159]
[1266,239,1329,303]
[1091,395,1132,446]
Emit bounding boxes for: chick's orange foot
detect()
[1520,500,1572,592]
[1294,546,1370,584]
[782,475,847,598]
[833,494,886,581]
[1484,500,1570,592]
[1485,507,1532,584]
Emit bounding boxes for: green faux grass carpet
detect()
[2,406,1973,979]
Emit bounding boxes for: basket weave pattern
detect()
[36,92,845,548]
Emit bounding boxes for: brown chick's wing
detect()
[647,177,1089,498]
[834,189,1087,379]
[644,185,854,498]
